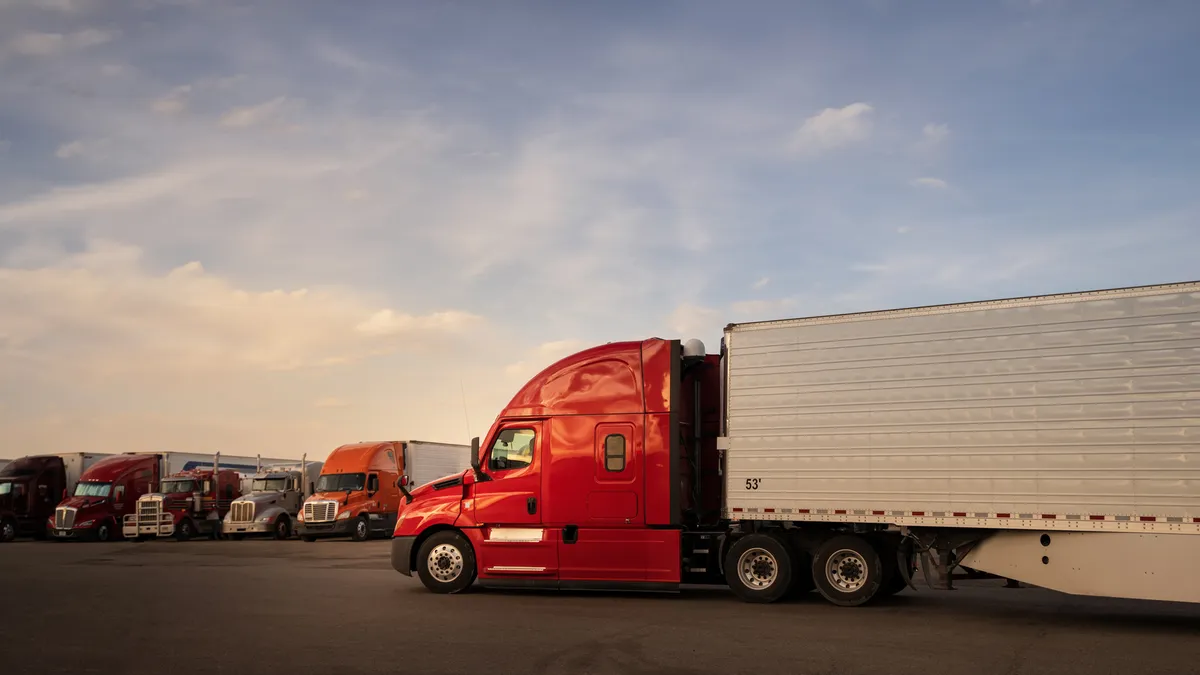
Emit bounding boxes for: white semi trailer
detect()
[721,280,1200,605]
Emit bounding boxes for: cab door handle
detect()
[527,497,537,515]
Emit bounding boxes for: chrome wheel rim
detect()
[826,549,868,592]
[2,522,14,540]
[428,543,464,583]
[356,521,368,538]
[737,547,778,589]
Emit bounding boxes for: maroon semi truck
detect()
[0,453,109,542]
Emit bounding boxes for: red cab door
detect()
[469,422,557,579]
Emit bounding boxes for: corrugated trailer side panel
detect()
[722,282,1200,533]
[404,442,472,488]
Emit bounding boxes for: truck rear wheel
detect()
[812,534,884,607]
[416,531,476,594]
[724,533,794,603]
[1,518,16,543]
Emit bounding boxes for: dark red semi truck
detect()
[0,453,109,542]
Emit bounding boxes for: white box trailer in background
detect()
[400,441,473,488]
[61,453,112,495]
[721,281,1200,606]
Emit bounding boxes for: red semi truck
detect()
[391,281,1200,607]
[122,456,244,541]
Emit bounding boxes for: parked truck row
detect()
[0,440,471,543]
[390,280,1200,608]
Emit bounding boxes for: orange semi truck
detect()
[298,440,470,542]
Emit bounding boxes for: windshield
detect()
[316,473,364,492]
[252,478,289,492]
[74,482,112,498]
[160,479,198,494]
[0,482,11,495]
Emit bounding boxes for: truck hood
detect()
[235,492,284,507]
[407,470,468,500]
[57,496,110,512]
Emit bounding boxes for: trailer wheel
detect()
[0,518,16,543]
[812,534,884,607]
[724,533,794,603]
[872,535,915,597]
[351,515,370,542]
[273,515,291,540]
[416,530,476,594]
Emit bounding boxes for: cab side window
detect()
[114,485,125,502]
[367,474,379,492]
[488,428,536,471]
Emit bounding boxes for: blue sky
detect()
[1,0,1197,458]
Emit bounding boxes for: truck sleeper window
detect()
[604,434,626,472]
[489,428,535,471]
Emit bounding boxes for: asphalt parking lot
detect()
[2,539,1198,675]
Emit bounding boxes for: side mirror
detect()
[397,474,412,504]
[470,436,490,482]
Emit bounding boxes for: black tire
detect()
[0,518,16,543]
[175,519,194,542]
[351,515,370,542]
[788,547,817,597]
[230,534,246,541]
[724,533,795,603]
[94,520,114,542]
[302,535,316,543]
[273,516,291,540]
[873,535,915,597]
[415,530,476,594]
[812,534,884,607]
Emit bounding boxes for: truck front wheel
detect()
[351,515,370,542]
[95,521,113,542]
[724,533,795,603]
[1,518,16,543]
[274,516,291,540]
[416,531,476,594]
[812,534,884,607]
[175,519,195,542]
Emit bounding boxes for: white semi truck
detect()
[223,456,324,539]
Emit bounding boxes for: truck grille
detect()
[55,506,77,529]
[230,501,255,523]
[304,501,336,523]
[137,499,162,526]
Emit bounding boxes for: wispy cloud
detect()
[922,123,951,144]
[4,28,115,57]
[219,96,300,129]
[752,277,770,290]
[788,102,874,155]
[910,177,949,189]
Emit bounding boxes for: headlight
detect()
[336,511,350,520]
[259,514,272,522]
[76,520,94,528]
[297,511,304,521]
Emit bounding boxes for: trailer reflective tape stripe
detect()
[484,528,544,543]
